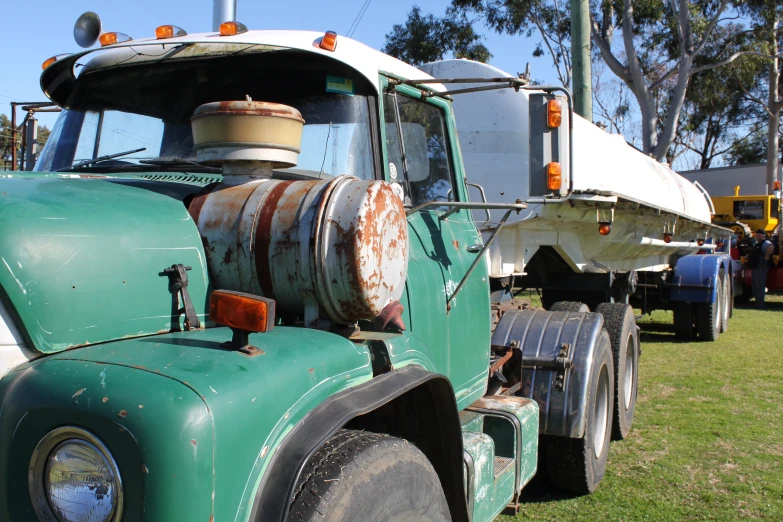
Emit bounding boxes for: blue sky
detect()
[0,0,559,129]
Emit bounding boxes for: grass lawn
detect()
[500,294,783,521]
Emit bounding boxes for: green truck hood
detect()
[0,173,214,353]
[1,326,373,521]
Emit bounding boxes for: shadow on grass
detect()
[635,322,696,345]
[733,299,783,312]
[516,474,583,504]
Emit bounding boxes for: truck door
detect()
[381,83,490,408]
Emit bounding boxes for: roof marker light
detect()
[598,223,611,236]
[42,54,70,70]
[219,21,248,36]
[99,32,132,47]
[319,31,338,51]
[155,25,187,39]
[547,99,562,128]
[663,234,672,244]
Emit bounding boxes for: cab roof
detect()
[40,30,444,106]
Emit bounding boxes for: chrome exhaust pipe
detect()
[212,0,237,31]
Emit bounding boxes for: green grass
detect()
[499,295,783,521]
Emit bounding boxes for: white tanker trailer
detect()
[421,59,735,342]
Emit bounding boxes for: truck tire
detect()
[672,303,695,341]
[541,331,614,494]
[595,303,638,441]
[696,268,724,342]
[288,429,450,522]
[550,301,590,313]
[719,270,731,333]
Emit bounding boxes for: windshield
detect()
[36,49,377,180]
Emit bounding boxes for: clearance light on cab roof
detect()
[42,54,69,70]
[547,99,562,128]
[210,290,274,356]
[546,162,562,191]
[219,21,248,36]
[319,31,338,51]
[99,32,132,46]
[598,223,611,236]
[155,25,187,39]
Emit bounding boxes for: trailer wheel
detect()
[288,429,450,522]
[719,270,731,333]
[541,331,614,494]
[550,301,590,313]
[672,303,695,340]
[595,303,638,441]
[696,268,723,342]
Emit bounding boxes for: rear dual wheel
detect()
[696,268,726,342]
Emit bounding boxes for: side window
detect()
[383,92,455,207]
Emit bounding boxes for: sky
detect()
[0,0,561,130]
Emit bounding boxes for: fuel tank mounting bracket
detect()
[161,264,200,331]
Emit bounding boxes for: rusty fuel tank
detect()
[189,176,408,327]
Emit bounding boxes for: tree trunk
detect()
[766,18,780,194]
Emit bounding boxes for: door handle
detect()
[466,243,483,253]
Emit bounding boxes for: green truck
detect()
[0,20,639,522]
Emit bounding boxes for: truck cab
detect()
[1,26,621,522]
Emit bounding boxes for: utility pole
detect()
[10,104,17,171]
[212,0,237,31]
[25,116,38,171]
[570,0,592,120]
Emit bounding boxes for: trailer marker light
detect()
[219,21,248,36]
[598,223,611,236]
[663,234,672,243]
[697,239,704,246]
[546,162,562,191]
[775,181,782,191]
[319,31,338,51]
[99,32,132,46]
[210,290,274,334]
[155,25,187,39]
[547,99,562,128]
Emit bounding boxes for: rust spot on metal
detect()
[187,184,215,224]
[452,240,460,251]
[102,397,109,403]
[223,245,234,265]
[308,368,315,374]
[138,404,144,409]
[72,388,86,398]
[209,515,214,522]
[142,465,149,474]
[260,446,269,458]
[117,410,128,418]
[254,181,294,299]
[190,439,198,446]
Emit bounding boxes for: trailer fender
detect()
[491,309,606,439]
[670,254,733,304]
[249,365,469,522]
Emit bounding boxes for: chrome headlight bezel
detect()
[28,426,124,522]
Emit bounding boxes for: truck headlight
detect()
[29,427,123,522]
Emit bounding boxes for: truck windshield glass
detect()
[36,50,376,179]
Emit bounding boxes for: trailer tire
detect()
[719,270,731,333]
[595,303,638,441]
[696,268,723,342]
[550,301,590,313]
[288,429,450,522]
[541,331,614,494]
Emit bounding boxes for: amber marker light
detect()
[210,290,275,334]
[697,239,705,246]
[155,25,187,39]
[663,234,672,243]
[547,99,562,128]
[99,32,132,46]
[219,21,248,36]
[42,55,68,70]
[546,162,562,191]
[598,223,611,236]
[775,181,782,191]
[319,31,338,51]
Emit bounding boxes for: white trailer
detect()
[421,59,735,341]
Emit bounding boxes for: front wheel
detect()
[541,330,614,494]
[288,430,450,522]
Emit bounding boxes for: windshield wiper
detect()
[59,147,146,171]
[139,158,220,172]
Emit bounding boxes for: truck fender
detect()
[248,365,469,522]
[670,254,733,304]
[492,309,606,439]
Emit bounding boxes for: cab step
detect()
[459,395,539,521]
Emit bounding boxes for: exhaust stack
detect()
[212,0,237,31]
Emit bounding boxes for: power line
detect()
[346,0,373,38]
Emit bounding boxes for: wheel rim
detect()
[593,364,610,458]
[624,333,634,409]
[722,277,730,323]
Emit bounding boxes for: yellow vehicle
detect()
[711,185,780,240]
